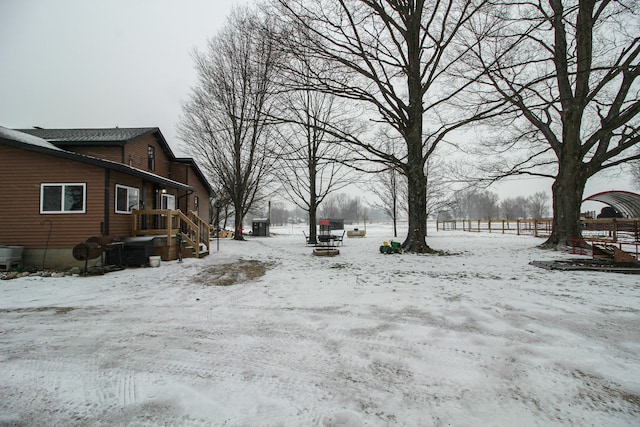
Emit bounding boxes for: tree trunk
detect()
[403,148,431,252]
[401,7,432,254]
[308,198,318,245]
[308,160,318,244]
[403,171,431,252]
[392,192,398,238]
[233,207,244,241]
[542,165,587,249]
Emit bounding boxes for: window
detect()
[116,184,140,213]
[161,193,175,210]
[194,196,199,214]
[40,183,86,214]
[147,145,155,171]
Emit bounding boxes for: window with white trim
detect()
[161,193,175,210]
[115,184,140,214]
[40,183,86,214]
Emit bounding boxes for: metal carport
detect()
[583,191,640,218]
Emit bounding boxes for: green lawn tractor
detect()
[379,240,402,254]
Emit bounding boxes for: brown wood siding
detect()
[123,134,170,178]
[1,145,106,249]
[107,171,145,239]
[62,145,123,163]
[187,168,211,222]
[106,174,179,238]
[169,163,211,222]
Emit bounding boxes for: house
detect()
[0,126,214,269]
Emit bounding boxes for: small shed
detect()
[252,218,270,237]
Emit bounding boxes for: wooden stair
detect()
[592,243,638,264]
[132,209,211,261]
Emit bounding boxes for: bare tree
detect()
[629,146,640,188]
[528,191,550,219]
[467,0,640,248]
[271,0,498,253]
[424,153,456,226]
[476,190,500,220]
[179,7,279,240]
[371,166,404,237]
[451,188,499,219]
[272,87,353,244]
[500,196,528,219]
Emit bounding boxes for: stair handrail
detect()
[188,210,211,254]
[132,209,205,258]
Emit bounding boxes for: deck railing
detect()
[131,209,211,258]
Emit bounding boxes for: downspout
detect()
[177,189,194,213]
[102,169,110,235]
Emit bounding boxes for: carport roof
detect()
[583,191,640,218]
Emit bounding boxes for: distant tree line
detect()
[251,194,388,227]
[442,190,550,221]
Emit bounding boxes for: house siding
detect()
[0,145,105,249]
[170,163,212,223]
[124,134,170,178]
[62,145,124,163]
[108,172,146,239]
[2,128,213,269]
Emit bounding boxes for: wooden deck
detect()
[131,209,211,260]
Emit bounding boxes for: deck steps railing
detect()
[131,209,211,259]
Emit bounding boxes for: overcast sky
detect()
[0,0,249,155]
[0,0,634,207]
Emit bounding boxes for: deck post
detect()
[166,210,173,247]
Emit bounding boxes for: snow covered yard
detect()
[1,224,639,426]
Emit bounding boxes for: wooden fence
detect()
[437,218,553,237]
[437,218,640,243]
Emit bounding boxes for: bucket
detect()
[149,256,161,268]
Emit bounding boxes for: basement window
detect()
[40,183,86,214]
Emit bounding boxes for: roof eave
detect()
[1,136,192,191]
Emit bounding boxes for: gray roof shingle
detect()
[17,127,157,144]
[1,127,191,191]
